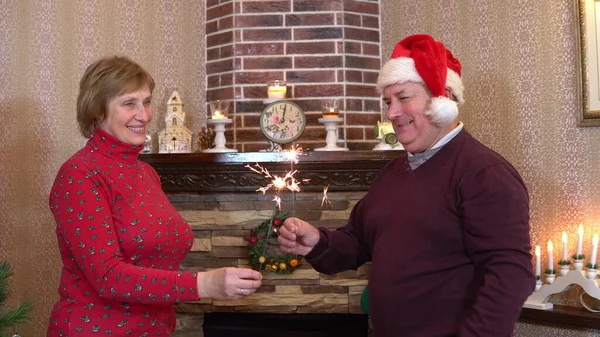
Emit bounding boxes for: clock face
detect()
[260,100,306,144]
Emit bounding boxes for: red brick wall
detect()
[206,0,382,151]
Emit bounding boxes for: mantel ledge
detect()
[140,151,402,193]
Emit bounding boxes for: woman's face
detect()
[100,85,152,146]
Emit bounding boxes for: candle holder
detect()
[545,273,556,284]
[314,117,348,152]
[203,119,237,153]
[534,279,543,292]
[574,259,584,271]
[524,269,600,310]
[559,264,570,276]
[203,100,237,153]
[321,98,340,118]
[587,269,597,280]
[208,100,230,120]
[266,80,287,101]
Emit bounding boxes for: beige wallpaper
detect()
[0,1,206,335]
[381,0,600,335]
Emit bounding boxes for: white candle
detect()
[547,240,553,271]
[535,245,541,276]
[592,234,599,266]
[562,231,568,261]
[577,225,584,257]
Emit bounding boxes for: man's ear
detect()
[445,88,453,99]
[445,88,457,102]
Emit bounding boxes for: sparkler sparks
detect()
[245,164,304,195]
[281,144,305,164]
[321,185,331,207]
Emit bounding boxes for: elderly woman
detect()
[47,56,262,336]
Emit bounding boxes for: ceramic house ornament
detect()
[157,90,193,153]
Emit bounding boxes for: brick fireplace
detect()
[206,0,383,151]
[140,151,395,336]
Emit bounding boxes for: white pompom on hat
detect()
[377,34,464,127]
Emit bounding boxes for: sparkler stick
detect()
[282,144,304,217]
[259,196,281,270]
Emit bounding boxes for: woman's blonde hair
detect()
[77,56,155,138]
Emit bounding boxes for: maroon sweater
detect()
[306,130,535,337]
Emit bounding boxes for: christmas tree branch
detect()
[0,261,33,333]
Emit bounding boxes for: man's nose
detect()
[386,102,403,120]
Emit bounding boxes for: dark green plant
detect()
[0,262,32,337]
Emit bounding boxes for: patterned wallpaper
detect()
[0,1,206,335]
[381,0,600,335]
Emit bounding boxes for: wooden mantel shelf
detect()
[140,151,401,193]
[520,305,600,330]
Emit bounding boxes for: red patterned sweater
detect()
[47,128,199,336]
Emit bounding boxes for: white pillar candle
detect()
[577,225,584,257]
[547,240,553,270]
[535,245,541,276]
[591,234,599,266]
[562,231,568,261]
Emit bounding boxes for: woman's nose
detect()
[137,104,152,122]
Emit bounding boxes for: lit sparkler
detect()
[321,185,331,208]
[246,146,314,272]
[281,144,305,164]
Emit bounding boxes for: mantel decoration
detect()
[158,90,193,153]
[524,225,600,310]
[373,121,402,151]
[203,100,237,153]
[315,98,348,152]
[245,146,330,274]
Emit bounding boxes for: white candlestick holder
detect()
[523,269,600,310]
[574,259,584,271]
[314,117,348,152]
[559,264,569,276]
[203,118,238,153]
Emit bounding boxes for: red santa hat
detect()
[377,34,464,126]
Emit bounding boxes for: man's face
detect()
[383,82,446,154]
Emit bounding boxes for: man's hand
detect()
[277,217,320,256]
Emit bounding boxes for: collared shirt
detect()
[406,122,464,170]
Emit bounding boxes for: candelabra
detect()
[524,261,600,310]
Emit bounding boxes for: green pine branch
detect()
[0,261,33,333]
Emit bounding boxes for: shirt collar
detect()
[406,122,464,170]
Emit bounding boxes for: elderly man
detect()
[278,34,535,336]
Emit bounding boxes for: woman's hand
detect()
[196,267,262,300]
[277,217,320,256]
